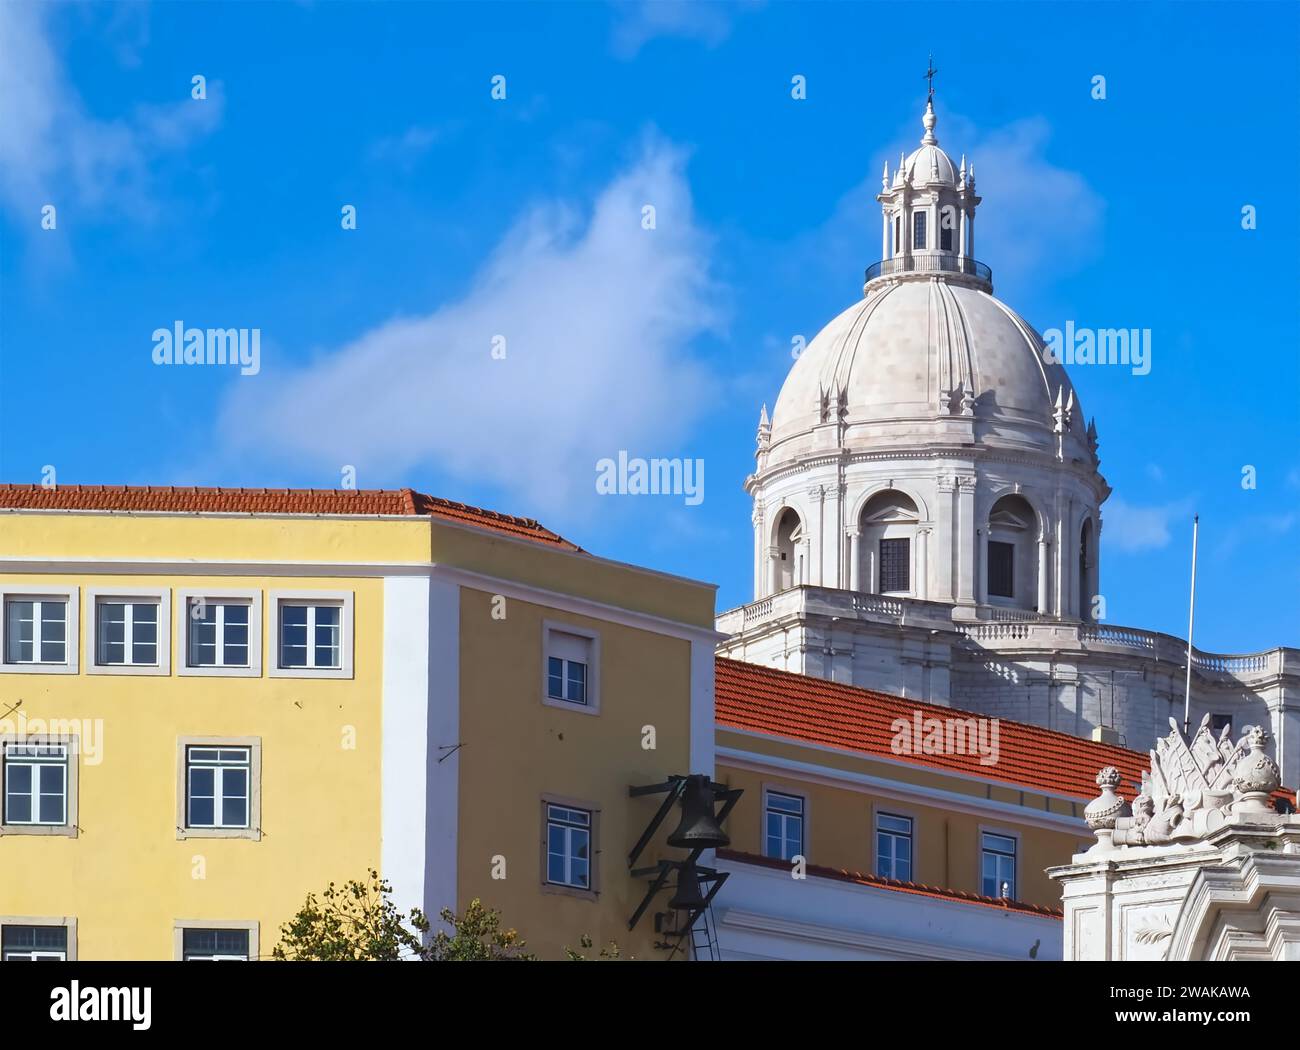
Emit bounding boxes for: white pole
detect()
[1183,515,1199,736]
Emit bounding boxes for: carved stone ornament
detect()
[1084,766,1130,831]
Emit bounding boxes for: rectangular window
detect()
[4,598,67,664]
[912,211,927,250]
[878,537,911,593]
[96,599,159,666]
[181,927,250,961]
[3,742,68,826]
[876,812,913,881]
[279,603,341,669]
[187,600,250,668]
[940,219,954,252]
[1,925,68,961]
[547,655,587,705]
[894,216,901,253]
[543,625,598,712]
[545,804,591,889]
[186,747,251,829]
[988,541,1015,599]
[764,791,804,861]
[981,832,1017,898]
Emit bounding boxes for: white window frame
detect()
[268,590,354,679]
[540,794,600,900]
[875,809,915,882]
[0,917,77,961]
[0,738,77,836]
[0,585,79,675]
[87,588,171,676]
[979,825,1020,900]
[177,736,262,841]
[541,621,600,715]
[173,919,258,962]
[762,785,807,862]
[176,589,262,678]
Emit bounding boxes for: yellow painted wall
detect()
[0,572,384,960]
[456,587,695,959]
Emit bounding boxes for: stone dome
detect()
[767,278,1085,463]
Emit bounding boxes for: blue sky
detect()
[1,1,1297,652]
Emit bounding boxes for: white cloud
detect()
[609,0,757,59]
[0,3,222,223]
[1104,497,1195,553]
[218,140,724,514]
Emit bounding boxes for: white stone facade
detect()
[721,93,1300,786]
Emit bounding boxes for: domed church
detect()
[717,84,1300,786]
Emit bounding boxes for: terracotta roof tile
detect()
[718,849,1062,917]
[716,656,1150,802]
[0,484,580,551]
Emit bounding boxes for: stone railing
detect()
[718,589,1297,682]
[717,586,955,636]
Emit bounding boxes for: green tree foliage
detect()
[273,872,534,961]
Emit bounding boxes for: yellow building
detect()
[707,657,1149,960]
[0,485,718,960]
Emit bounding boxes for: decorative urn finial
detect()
[1085,767,1131,850]
[1232,725,1281,816]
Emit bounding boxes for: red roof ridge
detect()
[0,483,580,551]
[718,849,1062,917]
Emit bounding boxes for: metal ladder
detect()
[686,903,719,961]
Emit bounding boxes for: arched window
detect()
[860,491,920,596]
[986,495,1038,611]
[774,509,803,593]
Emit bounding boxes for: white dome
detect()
[903,143,956,186]
[768,278,1084,462]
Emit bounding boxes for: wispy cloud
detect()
[218,139,724,514]
[1104,497,1196,553]
[0,3,223,226]
[609,0,759,59]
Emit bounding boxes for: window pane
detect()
[313,607,340,668]
[988,542,1015,598]
[913,211,927,249]
[566,661,586,704]
[879,538,910,592]
[190,613,217,666]
[547,657,564,699]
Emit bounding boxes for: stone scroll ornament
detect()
[1085,716,1281,849]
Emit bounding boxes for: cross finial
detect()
[924,53,937,100]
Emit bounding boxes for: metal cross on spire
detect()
[924,53,938,100]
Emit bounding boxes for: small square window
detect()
[279,603,341,669]
[187,600,250,668]
[543,625,599,714]
[97,600,159,666]
[4,598,68,665]
[545,803,592,890]
[3,742,68,826]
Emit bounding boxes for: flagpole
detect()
[1183,515,1199,736]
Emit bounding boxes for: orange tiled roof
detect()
[716,656,1149,801]
[0,484,580,551]
[718,849,1063,917]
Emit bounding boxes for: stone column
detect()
[809,485,825,587]
[935,476,956,603]
[752,509,765,599]
[847,528,861,592]
[766,545,780,595]
[881,208,890,261]
[917,527,930,600]
[956,477,977,605]
[1037,536,1050,615]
